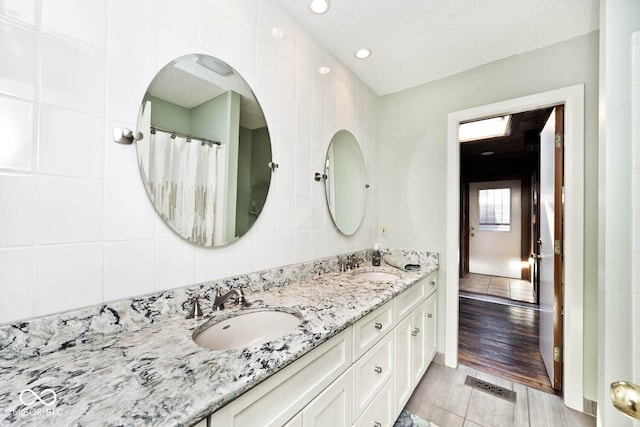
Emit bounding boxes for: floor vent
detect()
[464,376,517,403]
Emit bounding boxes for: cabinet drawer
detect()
[353,377,395,427]
[425,271,437,297]
[352,299,395,361]
[209,329,352,427]
[352,331,395,421]
[396,279,426,321]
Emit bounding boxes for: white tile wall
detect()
[632,31,640,384]
[0,0,37,27]
[0,248,34,322]
[104,240,155,301]
[0,21,37,100]
[42,0,107,52]
[36,176,104,245]
[38,105,105,179]
[34,243,104,315]
[40,36,107,118]
[0,175,35,248]
[0,96,35,171]
[0,0,377,323]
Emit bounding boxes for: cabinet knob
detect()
[374,322,383,330]
[411,327,420,336]
[430,281,436,287]
[374,366,383,374]
[427,313,432,318]
[374,422,382,427]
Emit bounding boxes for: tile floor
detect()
[459,274,535,304]
[404,358,596,427]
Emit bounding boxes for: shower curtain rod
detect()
[150,125,221,147]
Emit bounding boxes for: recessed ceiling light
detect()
[355,48,371,59]
[481,151,495,156]
[270,27,284,39]
[318,66,331,75]
[309,0,330,14]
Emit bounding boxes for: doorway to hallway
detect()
[445,85,586,411]
[457,104,564,394]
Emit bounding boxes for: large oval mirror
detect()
[135,54,272,247]
[324,130,368,235]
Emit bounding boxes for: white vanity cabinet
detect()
[207,269,438,427]
[394,272,438,411]
[209,329,352,427]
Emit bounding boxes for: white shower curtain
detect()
[149,132,219,246]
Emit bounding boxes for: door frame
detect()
[445,85,585,411]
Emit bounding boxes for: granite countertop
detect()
[0,264,437,426]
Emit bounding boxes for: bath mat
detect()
[393,410,440,427]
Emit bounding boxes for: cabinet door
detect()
[425,291,437,364]
[284,412,303,427]
[410,299,428,386]
[302,369,353,427]
[353,377,395,427]
[394,314,413,410]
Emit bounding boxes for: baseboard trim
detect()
[583,398,597,417]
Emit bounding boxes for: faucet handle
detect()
[186,294,203,319]
[231,286,246,305]
[213,287,224,311]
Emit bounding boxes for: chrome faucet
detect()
[213,286,246,311]
[345,255,367,270]
[353,256,367,268]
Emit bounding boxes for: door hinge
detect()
[554,346,562,362]
[554,240,562,255]
[555,133,563,148]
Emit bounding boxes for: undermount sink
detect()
[193,310,301,350]
[353,271,400,281]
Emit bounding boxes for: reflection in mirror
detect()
[136,54,272,247]
[324,130,367,235]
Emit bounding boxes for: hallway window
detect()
[478,188,511,231]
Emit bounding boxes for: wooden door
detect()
[538,106,564,391]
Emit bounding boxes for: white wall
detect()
[598,0,640,424]
[378,32,600,400]
[0,0,378,323]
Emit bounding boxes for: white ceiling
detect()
[276,0,600,95]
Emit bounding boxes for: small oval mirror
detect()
[135,54,272,247]
[324,130,367,235]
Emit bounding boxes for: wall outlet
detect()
[379,225,388,237]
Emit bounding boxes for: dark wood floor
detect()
[458,297,556,394]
